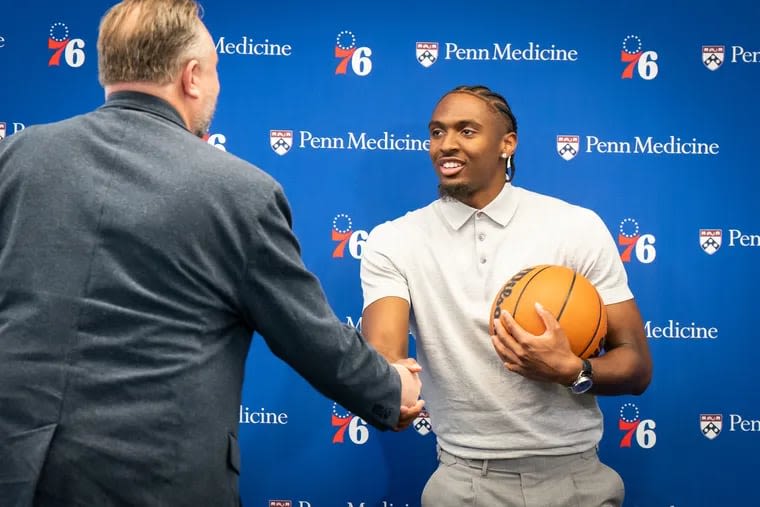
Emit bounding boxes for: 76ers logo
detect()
[332,213,368,260]
[620,35,658,80]
[619,403,656,449]
[618,218,656,264]
[331,403,369,445]
[335,30,372,76]
[48,22,85,68]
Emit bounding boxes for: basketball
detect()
[489,265,607,359]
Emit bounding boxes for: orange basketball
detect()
[488,264,607,359]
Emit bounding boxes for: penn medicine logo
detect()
[215,35,292,56]
[556,133,719,158]
[420,40,577,63]
[699,229,721,255]
[416,42,438,67]
[702,44,760,68]
[700,228,760,254]
[701,414,722,440]
[269,129,428,155]
[270,130,293,156]
[557,135,579,161]
[413,409,432,436]
[0,121,26,141]
[702,45,725,71]
[701,413,760,439]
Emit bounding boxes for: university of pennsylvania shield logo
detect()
[0,122,6,141]
[700,414,722,440]
[702,45,725,71]
[270,130,293,156]
[699,229,722,255]
[413,409,433,436]
[416,42,439,68]
[557,135,580,161]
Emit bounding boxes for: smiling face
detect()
[428,92,517,209]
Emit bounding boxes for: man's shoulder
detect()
[191,139,275,185]
[370,200,438,237]
[516,186,600,223]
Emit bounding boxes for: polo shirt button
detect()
[476,212,483,219]
[478,233,486,241]
[480,257,487,264]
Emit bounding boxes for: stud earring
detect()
[500,152,508,159]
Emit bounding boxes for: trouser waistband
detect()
[438,446,597,474]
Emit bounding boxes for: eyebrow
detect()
[428,119,484,129]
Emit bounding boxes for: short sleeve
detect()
[360,221,411,310]
[573,209,634,305]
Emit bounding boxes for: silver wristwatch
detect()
[570,359,594,394]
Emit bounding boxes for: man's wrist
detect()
[563,357,585,386]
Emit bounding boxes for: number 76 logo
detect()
[334,30,372,77]
[619,402,657,449]
[48,22,86,68]
[620,35,658,80]
[332,213,367,260]
[618,218,656,264]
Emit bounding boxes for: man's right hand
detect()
[392,359,424,430]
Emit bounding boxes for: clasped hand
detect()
[491,302,582,385]
[392,358,424,431]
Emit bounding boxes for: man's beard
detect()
[192,98,217,138]
[438,182,474,202]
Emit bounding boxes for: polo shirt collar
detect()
[438,182,518,230]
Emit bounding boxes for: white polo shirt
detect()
[361,183,633,459]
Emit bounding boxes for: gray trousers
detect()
[421,447,624,507]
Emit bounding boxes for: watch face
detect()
[571,376,593,394]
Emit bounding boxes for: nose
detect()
[439,130,458,153]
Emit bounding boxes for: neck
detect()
[104,81,191,130]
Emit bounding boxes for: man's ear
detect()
[180,59,201,99]
[501,131,518,156]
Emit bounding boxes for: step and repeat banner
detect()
[1,1,758,506]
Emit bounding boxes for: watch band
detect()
[570,358,594,394]
[581,358,593,378]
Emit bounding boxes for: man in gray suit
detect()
[0,0,423,505]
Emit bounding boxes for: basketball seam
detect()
[579,291,604,358]
[512,265,552,317]
[556,271,576,321]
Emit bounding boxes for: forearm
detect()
[589,344,652,395]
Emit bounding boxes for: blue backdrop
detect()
[1,1,758,506]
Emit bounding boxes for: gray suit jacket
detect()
[0,92,401,506]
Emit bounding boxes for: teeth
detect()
[442,161,462,168]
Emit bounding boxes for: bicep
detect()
[605,299,647,353]
[595,298,652,394]
[362,296,410,363]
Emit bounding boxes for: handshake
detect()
[392,358,424,431]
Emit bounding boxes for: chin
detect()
[438,182,474,201]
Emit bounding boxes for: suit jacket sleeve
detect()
[239,184,401,430]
